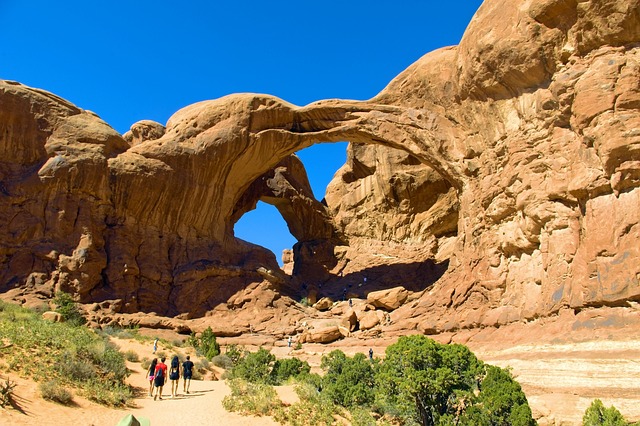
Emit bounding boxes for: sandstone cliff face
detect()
[0,81,128,302]
[326,143,458,245]
[1,0,639,337]
[379,0,640,333]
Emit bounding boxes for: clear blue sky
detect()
[1,1,483,265]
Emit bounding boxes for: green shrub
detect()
[375,335,536,426]
[321,350,375,407]
[39,380,73,405]
[140,357,151,371]
[273,382,337,426]
[222,378,281,416]
[583,399,627,426]
[231,347,276,384]
[298,371,323,391]
[53,291,86,326]
[124,350,139,363]
[82,379,133,407]
[188,327,220,361]
[0,300,134,407]
[271,357,311,385]
[57,351,97,381]
[225,350,310,386]
[225,344,244,365]
[475,365,535,426]
[212,354,234,370]
[191,368,204,381]
[196,358,210,370]
[349,406,378,426]
[95,341,129,382]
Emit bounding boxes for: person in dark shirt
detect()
[147,358,157,397]
[182,355,195,394]
[169,355,181,398]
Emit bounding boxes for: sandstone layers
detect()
[1,0,639,340]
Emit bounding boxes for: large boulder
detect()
[299,326,342,344]
[42,311,64,323]
[359,310,383,330]
[340,309,358,332]
[313,297,333,311]
[367,287,409,311]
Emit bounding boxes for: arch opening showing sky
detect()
[234,141,348,265]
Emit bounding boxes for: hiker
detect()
[349,298,353,308]
[153,357,168,400]
[153,337,158,354]
[369,348,373,361]
[147,358,158,397]
[288,336,292,347]
[169,355,180,398]
[182,355,194,394]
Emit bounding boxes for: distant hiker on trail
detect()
[182,355,194,394]
[147,358,158,397]
[169,355,180,398]
[288,336,292,347]
[349,298,353,308]
[153,357,168,400]
[153,338,158,354]
[369,348,373,361]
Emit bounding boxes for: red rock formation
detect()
[0,0,639,339]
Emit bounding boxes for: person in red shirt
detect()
[153,357,168,400]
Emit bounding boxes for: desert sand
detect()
[1,337,293,426]
[2,324,640,426]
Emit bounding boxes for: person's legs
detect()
[156,385,163,400]
[185,377,191,394]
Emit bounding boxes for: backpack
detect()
[155,366,164,380]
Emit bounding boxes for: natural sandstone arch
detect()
[110,93,467,251]
[1,0,638,330]
[230,154,342,245]
[0,80,462,316]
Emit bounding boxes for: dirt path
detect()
[1,338,289,426]
[2,327,639,426]
[3,377,284,426]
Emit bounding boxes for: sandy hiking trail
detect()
[1,337,292,426]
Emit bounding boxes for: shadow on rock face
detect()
[290,258,450,304]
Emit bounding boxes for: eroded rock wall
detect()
[375,0,640,332]
[0,0,638,335]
